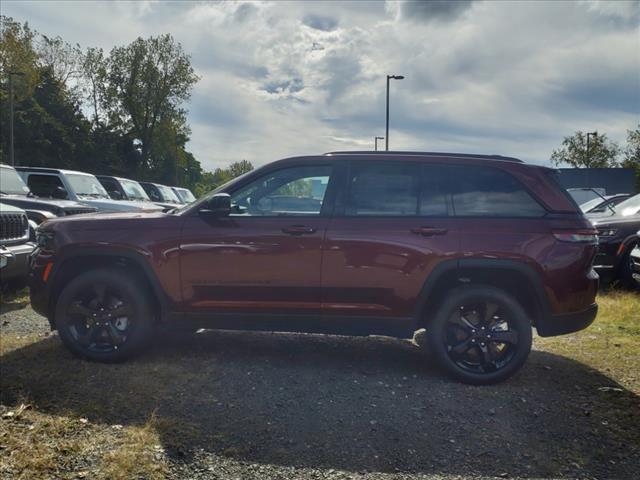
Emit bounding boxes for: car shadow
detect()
[1,329,638,478]
[0,297,29,315]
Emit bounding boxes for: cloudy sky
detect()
[3,0,640,171]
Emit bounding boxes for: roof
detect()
[323,151,524,163]
[97,174,140,184]
[15,166,97,176]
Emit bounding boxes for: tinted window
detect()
[230,165,332,216]
[98,177,120,198]
[452,166,545,217]
[27,174,66,198]
[347,162,420,216]
[420,166,448,216]
[141,183,162,202]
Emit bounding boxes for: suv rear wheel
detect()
[55,268,154,362]
[427,286,533,385]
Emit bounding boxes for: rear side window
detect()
[346,162,420,216]
[27,174,65,198]
[451,166,545,217]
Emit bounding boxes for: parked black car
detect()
[1,164,96,228]
[591,213,640,287]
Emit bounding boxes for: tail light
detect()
[553,230,598,244]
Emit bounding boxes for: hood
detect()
[591,214,640,228]
[0,194,94,214]
[79,198,163,212]
[41,209,171,232]
[0,201,26,214]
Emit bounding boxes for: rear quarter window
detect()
[451,166,546,218]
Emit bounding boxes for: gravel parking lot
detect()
[1,296,639,480]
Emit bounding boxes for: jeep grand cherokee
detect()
[29,152,599,384]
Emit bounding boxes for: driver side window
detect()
[230,165,332,216]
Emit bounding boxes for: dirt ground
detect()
[1,293,639,480]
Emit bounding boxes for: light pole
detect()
[374,136,384,151]
[586,131,597,166]
[8,71,25,166]
[385,74,404,151]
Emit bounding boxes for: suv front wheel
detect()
[55,268,154,362]
[428,286,533,385]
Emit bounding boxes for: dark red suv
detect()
[29,152,599,383]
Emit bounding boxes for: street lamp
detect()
[8,71,25,166]
[586,131,597,166]
[374,136,384,151]
[385,74,404,151]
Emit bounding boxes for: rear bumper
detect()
[536,303,598,337]
[0,242,35,283]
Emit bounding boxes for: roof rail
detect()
[323,151,523,163]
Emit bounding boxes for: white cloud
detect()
[3,0,639,170]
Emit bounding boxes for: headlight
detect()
[36,230,56,250]
[597,228,617,238]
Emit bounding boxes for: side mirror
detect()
[110,190,123,200]
[199,193,231,217]
[53,186,68,199]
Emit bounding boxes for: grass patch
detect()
[98,414,168,480]
[0,403,167,480]
[536,291,640,392]
[0,289,29,315]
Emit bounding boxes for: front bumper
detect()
[0,242,36,283]
[593,241,620,271]
[631,246,640,282]
[536,303,598,337]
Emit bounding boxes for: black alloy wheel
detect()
[56,268,154,362]
[65,283,133,354]
[428,286,532,384]
[444,301,519,374]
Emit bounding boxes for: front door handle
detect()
[282,225,317,235]
[411,227,448,237]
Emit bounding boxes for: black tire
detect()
[427,286,533,385]
[55,268,155,362]
[620,244,639,290]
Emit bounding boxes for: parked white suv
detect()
[16,167,163,213]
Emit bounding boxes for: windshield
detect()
[156,184,181,203]
[66,173,110,198]
[613,193,640,217]
[176,188,196,203]
[580,197,610,212]
[0,166,30,195]
[120,179,150,201]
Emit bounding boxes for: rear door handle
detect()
[411,227,448,237]
[282,225,317,235]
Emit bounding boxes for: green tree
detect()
[80,47,107,127]
[550,131,621,168]
[0,16,40,100]
[194,160,254,197]
[36,34,82,87]
[103,34,199,165]
[621,125,640,191]
[7,67,92,168]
